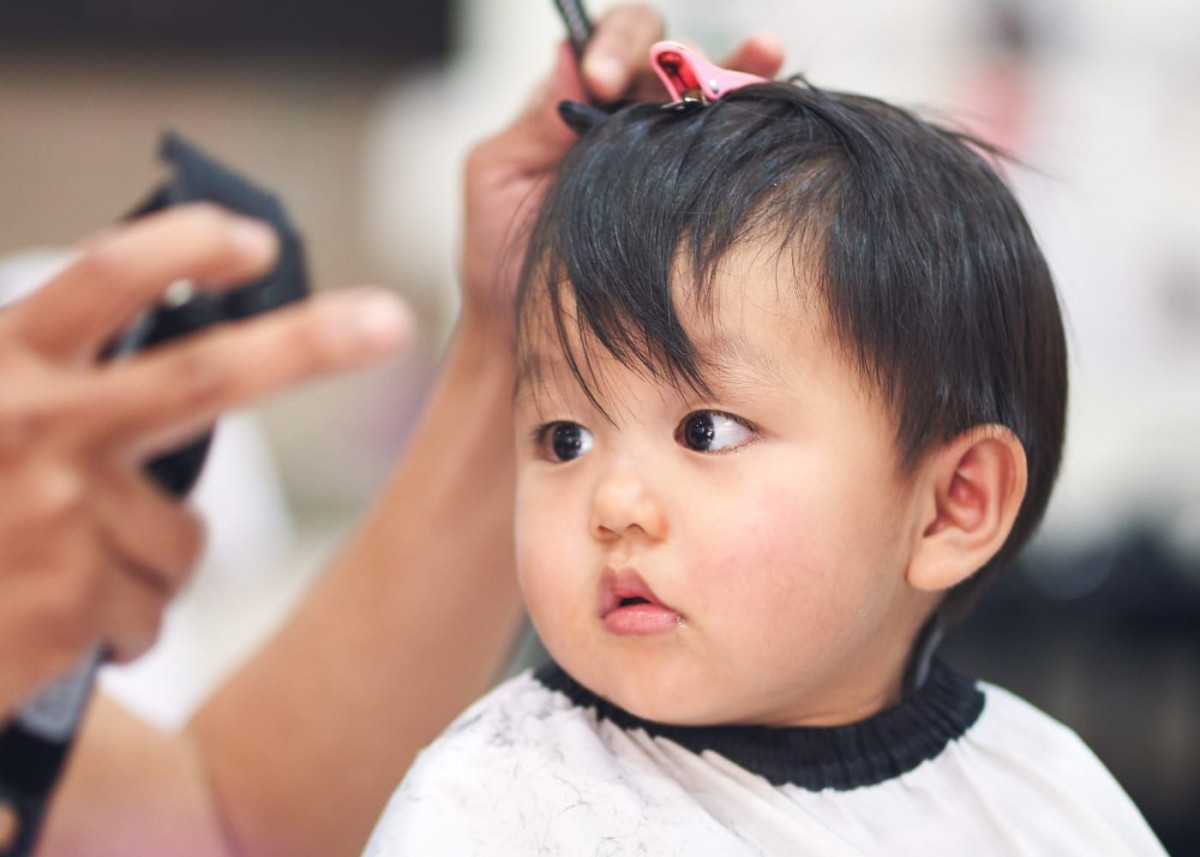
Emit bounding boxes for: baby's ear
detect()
[906,426,1028,592]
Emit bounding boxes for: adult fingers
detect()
[480,42,587,174]
[582,4,666,103]
[6,204,278,363]
[79,287,412,456]
[1,529,108,676]
[0,475,187,670]
[97,549,177,664]
[0,457,86,541]
[495,3,666,158]
[718,32,787,79]
[93,464,206,595]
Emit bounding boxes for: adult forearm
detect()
[36,695,231,857]
[185,315,523,857]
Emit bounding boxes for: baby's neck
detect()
[533,657,982,791]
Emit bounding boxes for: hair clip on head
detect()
[557,41,770,137]
[650,41,768,108]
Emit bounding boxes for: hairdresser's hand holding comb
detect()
[460,4,785,333]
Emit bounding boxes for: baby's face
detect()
[514,245,939,727]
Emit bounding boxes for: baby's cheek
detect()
[515,514,570,595]
[515,545,576,662]
[686,484,867,644]
[515,496,563,607]
[515,485,595,647]
[686,486,817,603]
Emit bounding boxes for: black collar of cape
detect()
[533,659,984,792]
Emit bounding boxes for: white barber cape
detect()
[364,661,1165,856]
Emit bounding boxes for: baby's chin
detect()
[554,649,770,727]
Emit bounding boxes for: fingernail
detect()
[583,55,624,98]
[231,218,278,262]
[341,291,413,352]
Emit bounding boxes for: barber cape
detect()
[363,661,1165,856]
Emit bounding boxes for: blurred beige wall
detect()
[0,55,391,296]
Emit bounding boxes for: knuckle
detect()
[627,3,662,27]
[606,3,662,35]
[177,203,239,261]
[180,201,230,236]
[73,242,130,292]
[274,308,346,373]
[23,463,87,526]
[303,314,351,366]
[170,348,230,410]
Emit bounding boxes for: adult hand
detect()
[460,4,786,331]
[0,203,411,720]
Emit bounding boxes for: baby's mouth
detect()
[599,568,682,635]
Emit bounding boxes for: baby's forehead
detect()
[516,257,837,405]
[671,239,826,329]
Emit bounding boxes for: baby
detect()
[364,44,1164,855]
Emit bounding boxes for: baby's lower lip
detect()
[603,603,682,636]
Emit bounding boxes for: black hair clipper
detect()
[0,131,309,857]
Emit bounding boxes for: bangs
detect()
[515,87,839,414]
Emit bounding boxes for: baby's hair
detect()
[515,79,1068,621]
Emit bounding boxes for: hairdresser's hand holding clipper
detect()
[0,205,412,721]
[461,5,785,332]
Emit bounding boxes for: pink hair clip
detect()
[557,40,770,136]
[650,41,768,107]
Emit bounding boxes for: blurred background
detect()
[0,0,1197,850]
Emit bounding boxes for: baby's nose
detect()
[589,468,668,543]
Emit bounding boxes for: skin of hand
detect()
[38,9,785,857]
[461,5,784,331]
[0,203,411,722]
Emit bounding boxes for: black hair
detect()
[515,80,1067,621]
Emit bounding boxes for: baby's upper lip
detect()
[598,567,676,617]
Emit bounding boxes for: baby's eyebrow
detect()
[691,335,791,391]
[515,338,791,403]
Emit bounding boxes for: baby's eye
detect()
[676,411,755,453]
[538,421,594,462]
